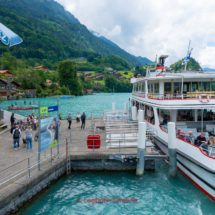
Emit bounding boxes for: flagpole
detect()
[185,40,191,71]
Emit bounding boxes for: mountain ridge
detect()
[90,29,152,66]
[0,0,144,67]
[136,56,152,65]
[202,67,215,71]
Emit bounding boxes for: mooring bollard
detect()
[124,103,128,113]
[132,106,137,121]
[112,103,115,112]
[136,122,146,176]
[168,122,177,177]
[138,110,144,122]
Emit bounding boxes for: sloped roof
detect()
[35,66,48,70]
[0,70,13,74]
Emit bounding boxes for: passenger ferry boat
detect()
[131,55,215,201]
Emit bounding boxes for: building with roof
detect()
[83,88,93,95]
[0,70,13,78]
[0,79,24,98]
[45,80,52,85]
[34,66,49,72]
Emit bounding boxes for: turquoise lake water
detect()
[1,93,131,119]
[21,161,215,215]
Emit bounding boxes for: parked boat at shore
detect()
[8,105,38,110]
[131,55,215,201]
[61,95,74,99]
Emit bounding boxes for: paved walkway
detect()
[0,119,91,171]
[0,116,146,190]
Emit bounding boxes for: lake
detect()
[1,93,132,119]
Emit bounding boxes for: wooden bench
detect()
[0,124,8,130]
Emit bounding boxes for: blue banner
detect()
[0,30,9,45]
[40,116,59,152]
[48,105,58,112]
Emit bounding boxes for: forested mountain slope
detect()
[0,0,143,67]
[170,57,201,72]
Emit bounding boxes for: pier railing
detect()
[0,137,142,190]
[0,138,68,190]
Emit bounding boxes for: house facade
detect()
[34,66,49,72]
[0,79,23,98]
[0,70,13,78]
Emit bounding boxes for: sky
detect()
[56,0,215,68]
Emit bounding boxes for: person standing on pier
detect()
[10,113,15,126]
[81,112,86,129]
[13,125,22,151]
[25,126,33,151]
[24,100,26,105]
[67,113,72,129]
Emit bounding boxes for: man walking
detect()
[13,125,22,151]
[67,113,72,129]
[81,112,86,129]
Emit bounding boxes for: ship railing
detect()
[148,93,215,100]
[132,92,145,97]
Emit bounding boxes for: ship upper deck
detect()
[131,70,215,107]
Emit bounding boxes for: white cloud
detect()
[56,0,215,68]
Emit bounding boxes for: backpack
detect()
[13,129,20,139]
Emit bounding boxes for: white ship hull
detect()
[153,126,215,201]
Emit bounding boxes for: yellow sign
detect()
[40,107,48,114]
[48,140,58,148]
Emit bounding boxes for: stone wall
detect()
[71,159,155,171]
[0,158,66,215]
[0,156,155,214]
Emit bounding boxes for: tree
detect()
[79,75,85,82]
[105,76,117,89]
[57,60,81,95]
[60,85,67,95]
[36,69,46,83]
[18,69,42,89]
[87,54,94,62]
[49,83,59,92]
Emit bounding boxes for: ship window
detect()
[148,84,151,92]
[192,82,198,92]
[164,83,172,93]
[145,105,155,125]
[202,82,210,91]
[154,83,159,93]
[197,109,214,121]
[173,82,180,92]
[177,110,194,121]
[211,82,215,91]
[141,82,145,92]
